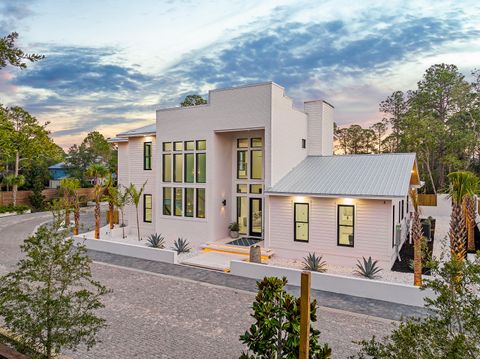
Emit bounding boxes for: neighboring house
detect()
[48,162,68,188]
[110,82,421,268]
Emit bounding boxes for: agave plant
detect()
[146,233,165,249]
[172,237,191,254]
[354,256,382,279]
[302,252,327,272]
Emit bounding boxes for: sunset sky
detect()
[1,0,479,149]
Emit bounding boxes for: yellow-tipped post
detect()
[299,271,311,359]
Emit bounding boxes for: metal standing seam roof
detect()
[266,153,417,198]
[117,123,156,137]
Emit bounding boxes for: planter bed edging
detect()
[73,237,178,264]
[0,209,31,218]
[230,260,434,307]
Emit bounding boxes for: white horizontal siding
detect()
[268,196,393,268]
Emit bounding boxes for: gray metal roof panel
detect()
[266,153,416,198]
[117,123,156,137]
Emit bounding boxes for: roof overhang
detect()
[108,137,129,143]
[264,191,406,200]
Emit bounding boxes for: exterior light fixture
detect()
[222,199,227,206]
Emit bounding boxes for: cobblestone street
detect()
[0,212,401,358]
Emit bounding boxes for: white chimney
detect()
[304,100,334,156]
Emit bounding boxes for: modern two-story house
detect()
[110,82,421,268]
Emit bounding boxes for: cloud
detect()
[13,46,150,94]
[0,0,36,34]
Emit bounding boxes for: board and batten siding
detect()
[125,136,156,237]
[268,196,393,268]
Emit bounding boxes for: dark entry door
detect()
[249,198,262,237]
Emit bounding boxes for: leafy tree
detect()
[60,178,81,234]
[126,181,147,241]
[409,189,424,286]
[0,106,58,205]
[66,131,116,184]
[103,174,116,230]
[352,253,480,359]
[1,173,25,205]
[240,276,331,359]
[85,164,108,239]
[370,121,388,153]
[0,217,109,359]
[113,185,130,239]
[180,94,207,107]
[379,90,407,152]
[0,32,44,70]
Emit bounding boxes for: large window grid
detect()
[162,140,206,220]
[294,203,309,242]
[143,142,152,170]
[143,194,152,223]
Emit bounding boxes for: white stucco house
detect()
[110,82,421,268]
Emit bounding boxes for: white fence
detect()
[230,261,434,307]
[73,237,178,264]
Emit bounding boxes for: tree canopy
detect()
[0,32,44,70]
[180,94,207,107]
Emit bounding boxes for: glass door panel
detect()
[237,197,248,235]
[249,198,262,237]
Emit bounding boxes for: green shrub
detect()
[28,191,46,211]
[0,204,30,214]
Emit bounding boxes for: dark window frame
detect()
[196,152,206,183]
[162,153,171,182]
[294,202,309,242]
[392,205,396,247]
[143,194,152,223]
[196,140,206,151]
[236,150,247,179]
[196,188,206,218]
[173,153,182,183]
[163,187,171,216]
[143,142,152,170]
[184,187,194,217]
[184,153,194,183]
[337,204,355,247]
[302,139,306,149]
[174,187,183,216]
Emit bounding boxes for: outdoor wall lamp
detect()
[222,199,227,206]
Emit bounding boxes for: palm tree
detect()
[447,172,478,260]
[409,189,423,286]
[103,174,116,230]
[60,178,81,235]
[85,164,108,240]
[463,174,479,252]
[126,181,147,241]
[2,174,25,206]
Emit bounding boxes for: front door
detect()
[249,198,262,237]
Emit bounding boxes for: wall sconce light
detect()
[222,199,227,206]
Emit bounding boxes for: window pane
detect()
[237,151,247,179]
[174,154,182,182]
[250,184,262,194]
[184,153,194,183]
[237,138,248,148]
[163,187,171,215]
[237,184,247,193]
[295,223,308,242]
[162,154,171,182]
[144,194,152,222]
[251,138,262,147]
[295,203,308,222]
[196,140,206,150]
[163,142,172,152]
[196,188,205,218]
[174,188,183,216]
[196,153,206,183]
[185,188,194,217]
[338,205,354,226]
[144,142,152,170]
[185,141,195,151]
[251,150,262,179]
[237,197,247,234]
[339,226,354,246]
[174,141,183,151]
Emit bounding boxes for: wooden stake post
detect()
[299,271,311,359]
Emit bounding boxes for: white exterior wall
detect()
[125,136,156,238]
[117,142,129,189]
[304,100,334,156]
[268,196,393,268]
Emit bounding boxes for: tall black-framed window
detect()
[301,139,306,148]
[163,187,171,215]
[401,200,404,220]
[392,205,396,247]
[143,142,152,170]
[143,194,152,222]
[196,188,206,218]
[185,188,194,217]
[337,205,354,247]
[294,203,309,242]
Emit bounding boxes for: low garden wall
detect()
[0,188,96,206]
[73,237,178,264]
[230,261,434,307]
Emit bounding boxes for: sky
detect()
[0,0,479,149]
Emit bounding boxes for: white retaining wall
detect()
[73,237,178,264]
[230,261,434,307]
[420,194,451,218]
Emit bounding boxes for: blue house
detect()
[48,162,69,188]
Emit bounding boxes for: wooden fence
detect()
[0,188,96,207]
[418,194,437,207]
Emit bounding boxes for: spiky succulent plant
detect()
[302,252,327,272]
[354,256,382,279]
[172,237,191,254]
[146,233,165,249]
